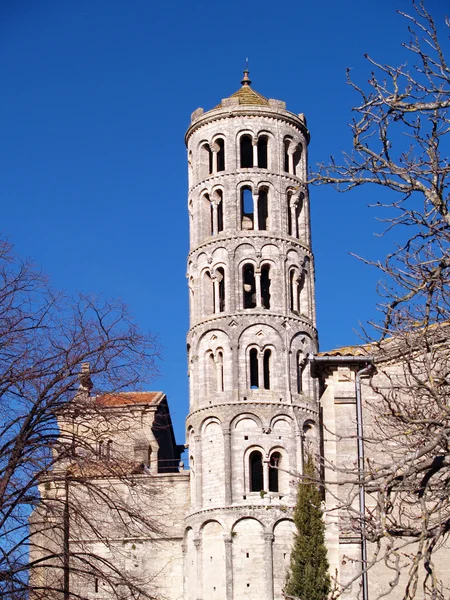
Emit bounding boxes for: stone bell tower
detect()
[183,71,319,600]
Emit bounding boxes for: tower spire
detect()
[241,59,251,86]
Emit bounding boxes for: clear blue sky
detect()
[1,0,448,441]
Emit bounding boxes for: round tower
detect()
[183,72,320,600]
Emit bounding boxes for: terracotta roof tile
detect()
[95,391,163,407]
[317,345,371,357]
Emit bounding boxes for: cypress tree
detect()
[284,453,331,600]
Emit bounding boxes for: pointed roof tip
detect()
[241,68,252,87]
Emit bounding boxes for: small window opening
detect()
[249,348,259,389]
[241,187,254,230]
[217,267,225,312]
[283,140,290,172]
[293,144,302,176]
[258,189,268,231]
[210,201,214,236]
[217,138,225,172]
[217,351,224,392]
[95,578,99,593]
[200,143,213,179]
[287,192,293,236]
[263,349,271,390]
[98,441,103,458]
[217,190,224,233]
[269,452,281,492]
[257,136,268,168]
[243,264,256,308]
[240,135,253,168]
[204,270,214,315]
[289,270,297,312]
[297,351,304,393]
[261,265,271,309]
[106,440,113,460]
[249,450,263,491]
[208,352,216,395]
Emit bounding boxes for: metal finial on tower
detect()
[241,59,251,86]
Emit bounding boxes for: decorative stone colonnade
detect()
[184,509,295,600]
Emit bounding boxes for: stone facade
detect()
[183,72,319,600]
[30,74,448,600]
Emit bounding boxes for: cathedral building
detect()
[31,72,449,600]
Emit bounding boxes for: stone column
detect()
[216,358,224,392]
[212,149,218,173]
[288,148,295,175]
[263,532,275,600]
[253,193,259,230]
[258,351,264,390]
[263,458,270,491]
[212,202,218,236]
[182,542,188,600]
[222,427,232,504]
[255,270,262,308]
[252,137,258,167]
[293,277,300,313]
[224,534,234,600]
[213,278,220,314]
[194,537,203,600]
[290,202,297,237]
[194,435,202,509]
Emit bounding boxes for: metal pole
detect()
[355,365,372,600]
[63,475,70,600]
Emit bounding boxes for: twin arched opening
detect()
[240,134,269,169]
[240,186,269,231]
[242,263,271,309]
[249,449,283,493]
[249,347,272,390]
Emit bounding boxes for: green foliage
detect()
[285,453,331,600]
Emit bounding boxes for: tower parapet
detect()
[184,73,320,600]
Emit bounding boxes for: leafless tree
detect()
[312,2,450,598]
[0,238,164,599]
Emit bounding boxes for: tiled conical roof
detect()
[215,69,269,108]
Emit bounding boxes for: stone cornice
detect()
[185,107,309,145]
[185,400,319,422]
[189,170,305,195]
[188,232,313,261]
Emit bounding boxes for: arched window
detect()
[217,138,225,172]
[98,440,103,458]
[287,191,294,236]
[216,190,224,233]
[293,144,302,176]
[257,135,268,168]
[243,264,256,308]
[203,270,214,314]
[241,186,254,230]
[258,188,268,231]
[297,351,305,394]
[269,452,281,492]
[261,264,271,309]
[249,348,259,389]
[289,270,295,312]
[217,267,225,312]
[217,351,224,392]
[207,352,216,396]
[240,135,253,168]
[200,143,213,179]
[249,450,263,492]
[283,139,290,173]
[263,349,271,390]
[106,440,113,460]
